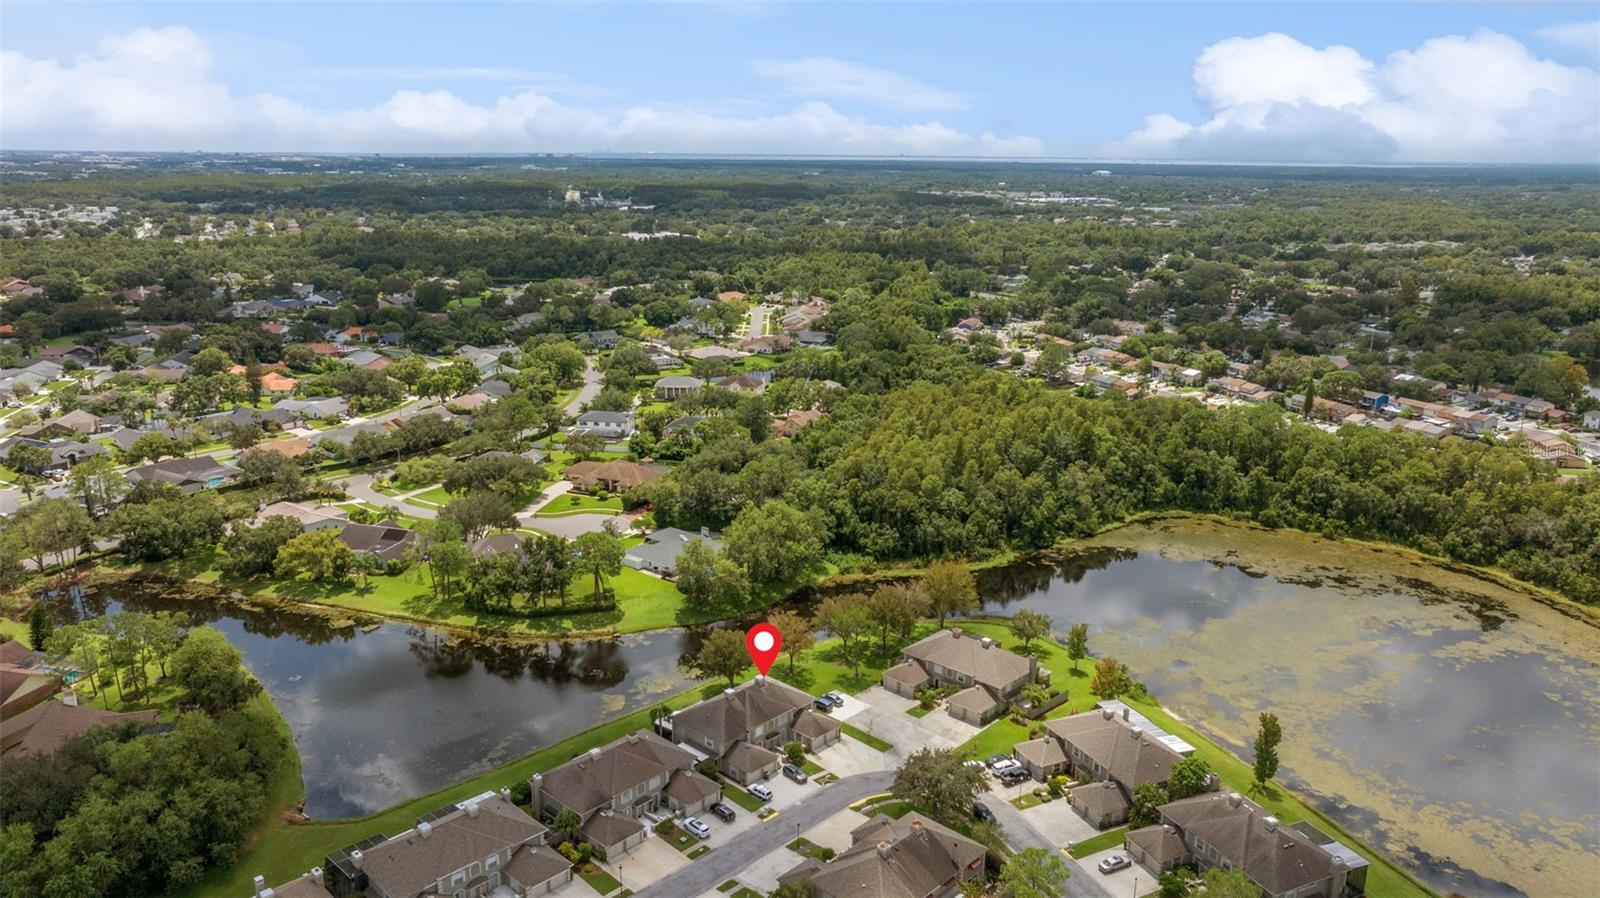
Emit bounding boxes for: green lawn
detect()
[404,484,453,507]
[0,616,30,645]
[178,682,728,898]
[719,784,767,812]
[535,493,623,516]
[906,704,931,718]
[786,837,831,860]
[840,723,892,753]
[1067,827,1128,859]
[129,547,746,638]
[578,864,623,895]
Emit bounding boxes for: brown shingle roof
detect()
[505,844,572,888]
[1159,793,1338,894]
[722,740,780,777]
[581,810,645,848]
[881,660,930,689]
[672,677,813,746]
[899,628,1034,692]
[791,708,841,741]
[0,700,157,756]
[1014,737,1066,769]
[1072,780,1131,819]
[945,685,1001,716]
[361,795,545,898]
[662,768,722,806]
[1044,710,1183,789]
[1126,823,1188,865]
[538,731,697,817]
[790,813,984,898]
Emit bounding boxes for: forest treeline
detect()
[652,376,1600,605]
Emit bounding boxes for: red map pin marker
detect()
[745,623,782,676]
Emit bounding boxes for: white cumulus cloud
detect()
[1536,20,1600,57]
[0,27,1041,156]
[750,57,968,111]
[1103,29,1599,163]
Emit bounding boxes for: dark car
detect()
[782,762,809,783]
[814,696,837,712]
[973,803,996,823]
[998,768,1030,786]
[710,802,736,822]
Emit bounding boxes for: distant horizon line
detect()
[3,149,1596,169]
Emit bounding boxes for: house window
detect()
[487,854,499,869]
[453,872,465,887]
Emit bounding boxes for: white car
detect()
[683,816,712,839]
[988,757,1021,773]
[747,782,774,801]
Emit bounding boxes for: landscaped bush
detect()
[785,741,806,764]
[656,818,677,834]
[508,781,531,804]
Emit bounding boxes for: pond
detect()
[47,584,701,820]
[975,519,1600,898]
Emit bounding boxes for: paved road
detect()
[744,303,770,339]
[563,360,603,416]
[334,472,438,519]
[980,793,1114,898]
[629,771,895,898]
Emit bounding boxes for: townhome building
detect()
[1125,791,1368,898]
[528,730,722,857]
[881,627,1047,724]
[777,812,986,898]
[668,676,840,784]
[1013,705,1191,829]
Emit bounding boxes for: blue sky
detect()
[2,2,1597,161]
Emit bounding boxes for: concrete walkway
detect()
[628,770,895,898]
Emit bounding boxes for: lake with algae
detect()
[976,518,1600,898]
[62,517,1598,896]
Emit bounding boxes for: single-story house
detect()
[253,501,349,533]
[623,527,721,576]
[563,459,666,493]
[125,455,237,493]
[337,521,418,562]
[570,410,634,440]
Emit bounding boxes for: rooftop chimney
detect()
[1227,792,1242,808]
[350,850,364,870]
[724,687,735,696]
[950,627,963,637]
[589,747,603,760]
[253,874,266,897]
[1262,816,1278,832]
[311,868,325,888]
[979,637,994,649]
[499,787,511,801]
[1101,708,1115,720]
[465,801,480,818]
[1130,727,1144,740]
[62,689,79,707]
[417,821,433,839]
[1122,707,1130,722]
[876,841,893,859]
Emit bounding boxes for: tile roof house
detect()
[252,501,350,533]
[352,794,568,898]
[774,408,824,438]
[669,676,838,784]
[528,730,722,857]
[255,436,313,459]
[881,627,1046,724]
[1124,792,1367,898]
[563,459,665,493]
[1,694,158,757]
[623,527,722,576]
[777,812,985,898]
[1013,706,1190,829]
[125,455,237,492]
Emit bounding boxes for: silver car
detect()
[1097,854,1132,874]
[683,816,712,839]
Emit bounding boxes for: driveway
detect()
[811,734,892,778]
[627,770,894,898]
[564,361,603,416]
[1017,791,1102,849]
[335,472,439,519]
[520,479,573,515]
[1078,848,1157,898]
[841,687,960,759]
[980,792,1114,898]
[803,807,870,853]
[523,513,623,539]
[608,836,689,892]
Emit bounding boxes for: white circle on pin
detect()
[753,631,775,652]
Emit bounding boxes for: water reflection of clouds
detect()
[980,553,1276,641]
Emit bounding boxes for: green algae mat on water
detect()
[976,519,1600,898]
